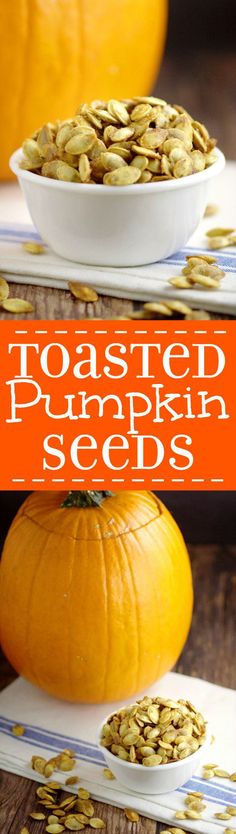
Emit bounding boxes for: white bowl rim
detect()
[10,147,225,196]
[97,713,209,772]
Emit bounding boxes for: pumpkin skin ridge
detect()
[0,490,193,703]
[115,527,140,696]
[18,501,163,542]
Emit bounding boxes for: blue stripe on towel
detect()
[0,225,235,270]
[0,716,235,803]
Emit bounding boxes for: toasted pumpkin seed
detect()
[89,820,105,829]
[206,227,235,237]
[22,241,45,254]
[124,809,140,822]
[30,812,46,820]
[68,282,98,302]
[103,768,115,780]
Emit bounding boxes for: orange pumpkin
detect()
[0,490,193,703]
[0,0,167,179]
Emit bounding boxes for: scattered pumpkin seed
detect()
[226,808,236,816]
[215,813,232,820]
[103,768,115,780]
[175,812,187,820]
[30,812,46,819]
[89,819,106,829]
[65,777,80,786]
[230,774,236,781]
[208,236,232,250]
[48,817,61,825]
[20,829,29,834]
[22,241,45,254]
[206,227,235,238]
[214,769,230,778]
[68,282,98,302]
[124,809,140,822]
[204,204,218,216]
[64,818,85,831]
[0,276,10,300]
[11,724,25,736]
[46,827,65,834]
[1,298,34,313]
[78,789,90,800]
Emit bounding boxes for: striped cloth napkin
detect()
[0,221,236,314]
[0,671,235,832]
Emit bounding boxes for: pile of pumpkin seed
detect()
[100,695,206,766]
[18,748,142,832]
[20,97,217,185]
[169,252,226,290]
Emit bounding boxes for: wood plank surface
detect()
[0,543,235,833]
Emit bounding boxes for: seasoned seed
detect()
[48,818,61,825]
[11,724,25,736]
[124,809,140,822]
[99,152,126,171]
[45,827,65,834]
[169,276,191,289]
[143,302,172,316]
[20,829,29,834]
[22,241,45,254]
[204,204,219,216]
[214,769,230,778]
[64,818,85,831]
[174,812,187,820]
[77,801,94,817]
[187,792,204,798]
[142,754,162,766]
[226,808,236,816]
[203,769,215,779]
[230,774,236,781]
[186,253,217,264]
[112,126,134,142]
[103,768,115,780]
[30,812,46,819]
[79,154,91,182]
[68,282,98,302]
[131,103,153,121]
[206,227,235,238]
[208,236,232,249]
[65,132,96,154]
[65,777,80,786]
[215,814,232,820]
[108,100,129,125]
[185,810,202,819]
[89,820,105,829]
[188,274,220,288]
[78,789,90,800]
[103,167,141,185]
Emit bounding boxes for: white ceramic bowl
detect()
[97,713,209,795]
[10,148,225,267]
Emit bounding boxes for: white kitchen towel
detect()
[0,671,235,832]
[1,222,236,315]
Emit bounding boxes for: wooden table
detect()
[0,542,235,833]
[0,49,235,321]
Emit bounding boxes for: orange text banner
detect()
[0,320,235,490]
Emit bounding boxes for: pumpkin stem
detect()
[61,490,113,508]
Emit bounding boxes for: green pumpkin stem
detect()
[61,490,113,508]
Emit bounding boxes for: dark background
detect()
[155,0,236,158]
[167,0,235,49]
[0,491,235,548]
